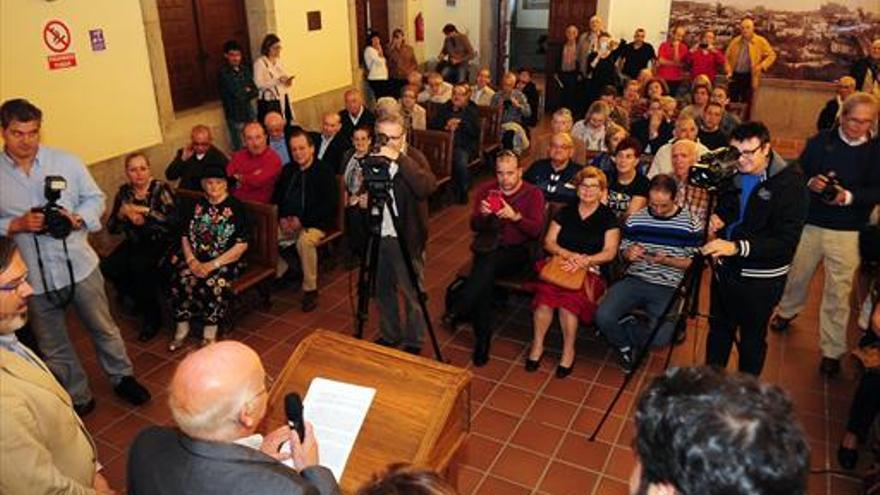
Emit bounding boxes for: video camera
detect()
[688,147,740,191]
[357,133,394,197]
[32,176,73,239]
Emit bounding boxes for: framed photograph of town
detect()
[669,0,880,81]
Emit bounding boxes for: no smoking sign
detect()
[43,19,77,70]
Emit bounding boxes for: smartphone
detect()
[486,189,504,213]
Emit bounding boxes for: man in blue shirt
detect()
[0,98,150,415]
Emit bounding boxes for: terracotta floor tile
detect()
[570,407,623,445]
[504,365,552,392]
[510,419,566,456]
[604,446,636,481]
[555,432,612,472]
[490,445,550,487]
[542,375,589,404]
[595,476,630,495]
[454,465,484,495]
[98,413,154,450]
[527,396,579,429]
[486,384,535,416]
[458,434,504,471]
[474,475,532,495]
[472,407,520,441]
[82,399,131,436]
[537,461,599,495]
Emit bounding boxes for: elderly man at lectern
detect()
[127,341,341,495]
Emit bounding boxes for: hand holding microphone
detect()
[286,393,319,469]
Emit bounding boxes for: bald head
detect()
[671,139,698,180]
[322,112,342,137]
[264,112,285,139]
[169,341,266,441]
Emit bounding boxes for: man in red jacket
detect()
[227,122,282,204]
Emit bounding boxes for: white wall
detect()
[514,1,548,30]
[421,0,482,65]
[600,0,671,48]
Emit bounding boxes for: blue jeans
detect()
[28,268,134,404]
[595,276,678,350]
[226,119,246,151]
[452,147,471,196]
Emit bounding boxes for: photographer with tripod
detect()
[0,99,150,416]
[702,121,808,376]
[366,113,437,355]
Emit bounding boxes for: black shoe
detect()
[138,323,159,343]
[301,291,318,312]
[441,311,460,329]
[555,362,575,379]
[837,445,858,470]
[373,337,399,348]
[769,314,795,332]
[819,357,841,378]
[472,348,490,367]
[73,398,96,417]
[114,376,151,406]
[524,356,541,372]
[403,345,422,355]
[615,347,634,374]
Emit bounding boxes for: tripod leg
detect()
[355,231,380,340]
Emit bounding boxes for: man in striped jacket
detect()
[596,174,703,373]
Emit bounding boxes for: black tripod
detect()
[353,185,445,362]
[589,192,717,441]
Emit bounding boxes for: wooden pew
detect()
[478,105,501,156]
[410,128,454,189]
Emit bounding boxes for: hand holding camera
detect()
[808,172,845,204]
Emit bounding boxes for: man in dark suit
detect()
[429,83,481,203]
[310,112,349,174]
[338,89,375,143]
[127,341,340,495]
[165,124,229,190]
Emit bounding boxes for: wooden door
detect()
[545,0,597,111]
[355,0,389,65]
[158,0,251,111]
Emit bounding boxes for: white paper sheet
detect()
[293,377,377,481]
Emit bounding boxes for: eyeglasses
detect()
[578,183,601,190]
[844,117,875,126]
[0,275,29,294]
[736,143,766,158]
[246,374,275,403]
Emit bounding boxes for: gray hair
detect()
[841,92,879,117]
[168,380,260,439]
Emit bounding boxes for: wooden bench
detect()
[313,176,346,267]
[411,128,454,189]
[478,105,502,157]
[175,189,278,326]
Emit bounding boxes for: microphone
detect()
[284,393,306,443]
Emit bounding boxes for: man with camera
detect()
[702,121,808,376]
[368,113,437,354]
[770,92,880,377]
[0,99,150,415]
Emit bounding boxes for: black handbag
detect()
[861,224,880,264]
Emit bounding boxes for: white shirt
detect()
[471,85,495,106]
[648,139,710,178]
[364,46,389,80]
[571,120,607,152]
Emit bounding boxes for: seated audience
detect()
[648,115,709,178]
[400,85,427,132]
[310,112,348,174]
[264,111,292,167]
[342,126,374,262]
[516,67,540,127]
[620,80,645,121]
[631,98,674,155]
[669,139,711,228]
[374,97,402,119]
[599,85,630,129]
[429,83,481,204]
[165,124,228,191]
[816,76,856,131]
[710,84,741,136]
[339,89,376,142]
[227,122,283,204]
[596,174,702,372]
[631,366,809,495]
[355,463,457,495]
[683,29,726,84]
[643,77,668,102]
[528,166,620,378]
[659,95,679,122]
[167,166,249,351]
[590,122,628,176]
[101,152,177,342]
[218,40,257,151]
[437,23,475,84]
[572,101,610,152]
[697,101,729,150]
[128,341,340,494]
[443,151,545,366]
[471,67,496,106]
[273,130,338,312]
[407,70,425,95]
[0,237,116,495]
[523,132,582,204]
[680,83,711,121]
[607,137,650,219]
[418,72,453,104]
[490,72,532,128]
[525,108,587,168]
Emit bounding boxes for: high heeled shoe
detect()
[524,355,542,372]
[555,362,575,379]
[837,445,858,470]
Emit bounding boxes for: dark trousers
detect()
[376,238,426,347]
[557,71,581,116]
[729,72,753,117]
[846,370,880,441]
[344,205,368,259]
[452,147,472,199]
[100,239,164,328]
[368,79,394,99]
[705,269,785,375]
[453,245,531,345]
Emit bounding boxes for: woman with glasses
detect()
[399,85,427,132]
[342,125,374,263]
[527,166,620,378]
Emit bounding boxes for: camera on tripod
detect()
[357,133,395,197]
[688,146,740,191]
[33,176,73,239]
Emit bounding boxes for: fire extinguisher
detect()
[415,12,424,42]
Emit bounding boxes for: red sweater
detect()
[684,48,726,82]
[471,180,545,247]
[226,148,282,204]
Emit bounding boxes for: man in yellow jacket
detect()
[725,16,776,116]
[0,237,113,495]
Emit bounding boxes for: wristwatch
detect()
[213,260,221,270]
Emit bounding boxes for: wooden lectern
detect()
[263,330,472,493]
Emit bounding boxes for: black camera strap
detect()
[33,235,76,308]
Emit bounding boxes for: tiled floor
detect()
[63,139,867,494]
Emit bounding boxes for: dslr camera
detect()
[688,147,740,191]
[357,133,394,197]
[32,176,73,239]
[817,171,840,202]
